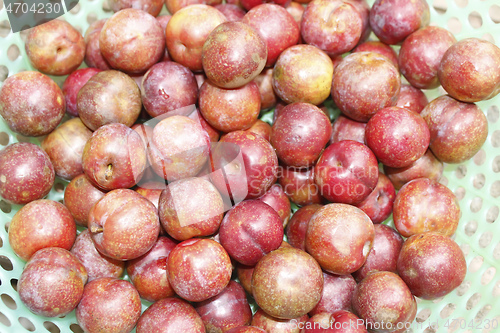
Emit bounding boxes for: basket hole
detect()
[454,186,466,201]
[54,182,65,193]
[464,220,477,236]
[69,3,81,14]
[0,294,16,310]
[455,165,467,179]
[439,175,449,186]
[456,280,471,296]
[472,173,485,189]
[0,312,11,327]
[453,0,468,8]
[470,196,483,213]
[481,267,496,285]
[10,279,18,291]
[466,293,481,310]
[440,303,456,318]
[0,256,13,271]
[0,237,2,248]
[486,205,499,223]
[490,180,500,198]
[4,221,9,233]
[87,12,98,25]
[479,231,493,248]
[447,17,462,34]
[16,134,32,143]
[459,242,470,257]
[488,105,499,123]
[416,308,432,322]
[490,5,500,23]
[7,44,20,61]
[468,11,483,28]
[0,65,8,83]
[0,20,10,38]
[494,243,500,260]
[0,132,9,146]
[493,156,500,173]
[0,200,12,214]
[494,280,500,297]
[432,0,447,14]
[469,255,484,273]
[473,149,486,166]
[19,317,36,332]
[102,0,112,12]
[492,130,500,148]
[44,321,61,333]
[70,323,84,333]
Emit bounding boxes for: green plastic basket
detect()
[0,0,499,332]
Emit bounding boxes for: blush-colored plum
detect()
[166,0,223,14]
[236,263,255,294]
[25,19,85,75]
[135,181,163,209]
[438,38,500,102]
[384,149,443,190]
[273,45,334,105]
[395,84,429,114]
[219,200,283,266]
[279,167,322,206]
[271,102,332,168]
[8,200,76,261]
[331,52,400,122]
[314,140,379,205]
[258,184,291,227]
[251,308,308,333]
[246,119,272,141]
[71,230,125,282]
[286,204,322,251]
[303,311,368,333]
[109,0,164,16]
[227,327,268,333]
[330,115,367,144]
[0,143,54,205]
[393,178,460,237]
[167,238,232,302]
[194,281,252,332]
[83,19,111,70]
[309,273,357,316]
[202,21,267,88]
[420,95,488,164]
[215,4,246,21]
[369,0,430,45]
[397,232,467,300]
[353,41,399,70]
[100,9,165,73]
[365,106,430,168]
[352,224,403,282]
[254,68,277,110]
[18,248,87,317]
[62,67,101,116]
[0,71,65,137]
[136,297,205,333]
[252,247,324,319]
[355,173,396,224]
[305,203,374,275]
[188,109,221,142]
[64,174,105,227]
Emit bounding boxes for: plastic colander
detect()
[0,0,499,332]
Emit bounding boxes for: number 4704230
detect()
[444,318,498,330]
[5,2,64,15]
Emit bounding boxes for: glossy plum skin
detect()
[136,297,205,333]
[18,248,87,318]
[309,273,357,316]
[202,21,267,89]
[272,45,334,105]
[369,0,430,45]
[62,68,101,116]
[167,238,232,302]
[71,230,125,282]
[251,308,308,333]
[314,140,379,205]
[76,278,142,333]
[141,61,199,118]
[258,184,292,226]
[305,203,375,275]
[301,0,363,57]
[279,167,322,206]
[397,232,467,300]
[399,26,456,90]
[99,9,165,73]
[64,174,105,227]
[82,123,147,191]
[331,52,400,122]
[89,189,161,261]
[353,41,399,70]
[352,272,417,333]
[0,143,55,205]
[25,20,85,75]
[158,177,224,241]
[194,281,253,332]
[330,115,367,145]
[438,38,500,102]
[286,204,322,251]
[384,149,443,190]
[303,311,368,333]
[0,71,65,137]
[77,70,142,131]
[219,200,283,266]
[420,95,488,164]
[271,102,332,168]
[352,224,403,282]
[199,80,261,132]
[252,247,324,319]
[393,178,460,238]
[395,84,429,114]
[355,173,396,224]
[41,118,92,181]
[166,5,227,72]
[126,236,177,302]
[8,200,76,261]
[365,106,430,168]
[211,131,278,200]
[242,4,300,67]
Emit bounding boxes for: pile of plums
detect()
[0,0,499,332]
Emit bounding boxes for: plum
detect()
[254,68,277,110]
[286,204,322,251]
[64,174,106,227]
[330,115,366,145]
[279,167,322,206]
[353,41,399,70]
[395,84,429,114]
[309,273,357,316]
[251,308,308,333]
[258,184,292,227]
[109,0,164,16]
[303,311,368,332]
[62,67,101,117]
[246,119,273,141]
[355,173,396,224]
[166,0,223,14]
[215,4,246,21]
[83,19,111,70]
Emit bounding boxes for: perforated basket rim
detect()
[0,0,499,332]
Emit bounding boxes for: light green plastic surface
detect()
[0,0,499,332]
